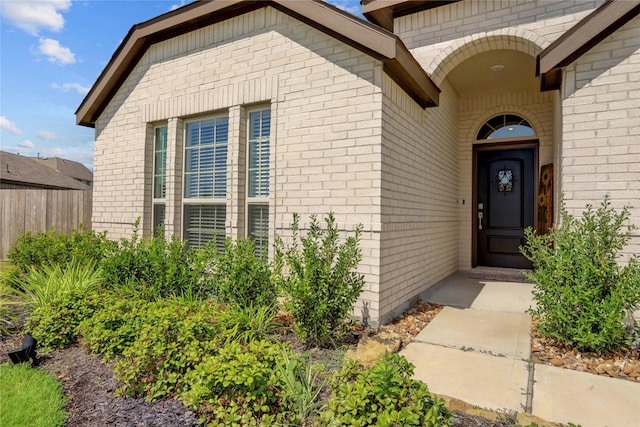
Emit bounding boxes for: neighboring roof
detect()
[362,0,461,31]
[31,156,93,183]
[537,0,640,91]
[0,152,91,190]
[76,0,440,127]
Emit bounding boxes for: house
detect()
[31,156,94,188]
[76,0,640,326]
[0,151,91,190]
[0,151,92,260]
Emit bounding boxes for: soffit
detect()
[362,0,461,31]
[447,50,538,98]
[76,0,440,127]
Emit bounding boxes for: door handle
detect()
[478,211,483,230]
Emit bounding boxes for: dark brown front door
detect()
[475,144,536,269]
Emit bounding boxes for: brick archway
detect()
[428,29,550,87]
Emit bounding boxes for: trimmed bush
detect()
[205,238,276,308]
[274,212,365,347]
[521,196,640,353]
[100,220,215,300]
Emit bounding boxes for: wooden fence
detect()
[0,189,92,260]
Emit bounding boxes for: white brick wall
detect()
[93,7,387,322]
[377,75,460,323]
[561,14,640,259]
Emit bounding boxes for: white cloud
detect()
[0,116,22,135]
[170,0,187,11]
[19,140,35,149]
[51,82,90,95]
[0,0,71,36]
[37,130,59,141]
[37,38,76,65]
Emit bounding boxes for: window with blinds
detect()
[153,125,167,235]
[183,116,228,249]
[247,109,270,256]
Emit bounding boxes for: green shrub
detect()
[321,353,451,426]
[180,340,292,426]
[101,220,214,300]
[0,280,21,336]
[217,304,278,344]
[0,363,67,427]
[78,293,150,359]
[114,299,221,400]
[205,238,276,308]
[26,288,103,351]
[274,212,365,346]
[521,196,640,353]
[7,226,114,275]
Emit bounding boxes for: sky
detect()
[0,0,363,170]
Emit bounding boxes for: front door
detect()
[475,143,536,269]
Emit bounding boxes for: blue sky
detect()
[0,0,363,169]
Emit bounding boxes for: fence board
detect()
[0,189,92,260]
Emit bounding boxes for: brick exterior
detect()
[92,1,639,325]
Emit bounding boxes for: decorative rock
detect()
[344,330,402,368]
[550,358,564,367]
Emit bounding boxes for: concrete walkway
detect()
[400,271,640,427]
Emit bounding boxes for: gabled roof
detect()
[32,157,93,183]
[76,0,440,127]
[0,152,91,190]
[537,0,640,91]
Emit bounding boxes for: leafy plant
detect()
[114,299,221,400]
[26,288,103,351]
[274,212,365,347]
[7,225,114,275]
[0,363,67,427]
[78,293,151,359]
[521,196,640,353]
[180,340,292,426]
[101,220,214,301]
[321,353,451,426]
[205,238,276,308]
[217,304,278,344]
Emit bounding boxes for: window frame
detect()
[245,106,271,256]
[181,114,229,249]
[152,124,168,236]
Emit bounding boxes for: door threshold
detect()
[469,266,532,283]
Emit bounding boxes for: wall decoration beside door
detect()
[538,163,553,234]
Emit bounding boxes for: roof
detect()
[537,0,640,91]
[0,152,91,190]
[31,157,93,183]
[362,1,460,31]
[76,0,440,127]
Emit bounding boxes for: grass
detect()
[0,363,67,427]
[0,261,13,274]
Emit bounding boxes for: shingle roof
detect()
[0,151,91,190]
[32,157,93,183]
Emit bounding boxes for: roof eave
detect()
[537,0,640,91]
[77,0,439,127]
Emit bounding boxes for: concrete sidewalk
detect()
[400,272,640,427]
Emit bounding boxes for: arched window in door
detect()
[477,114,535,140]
